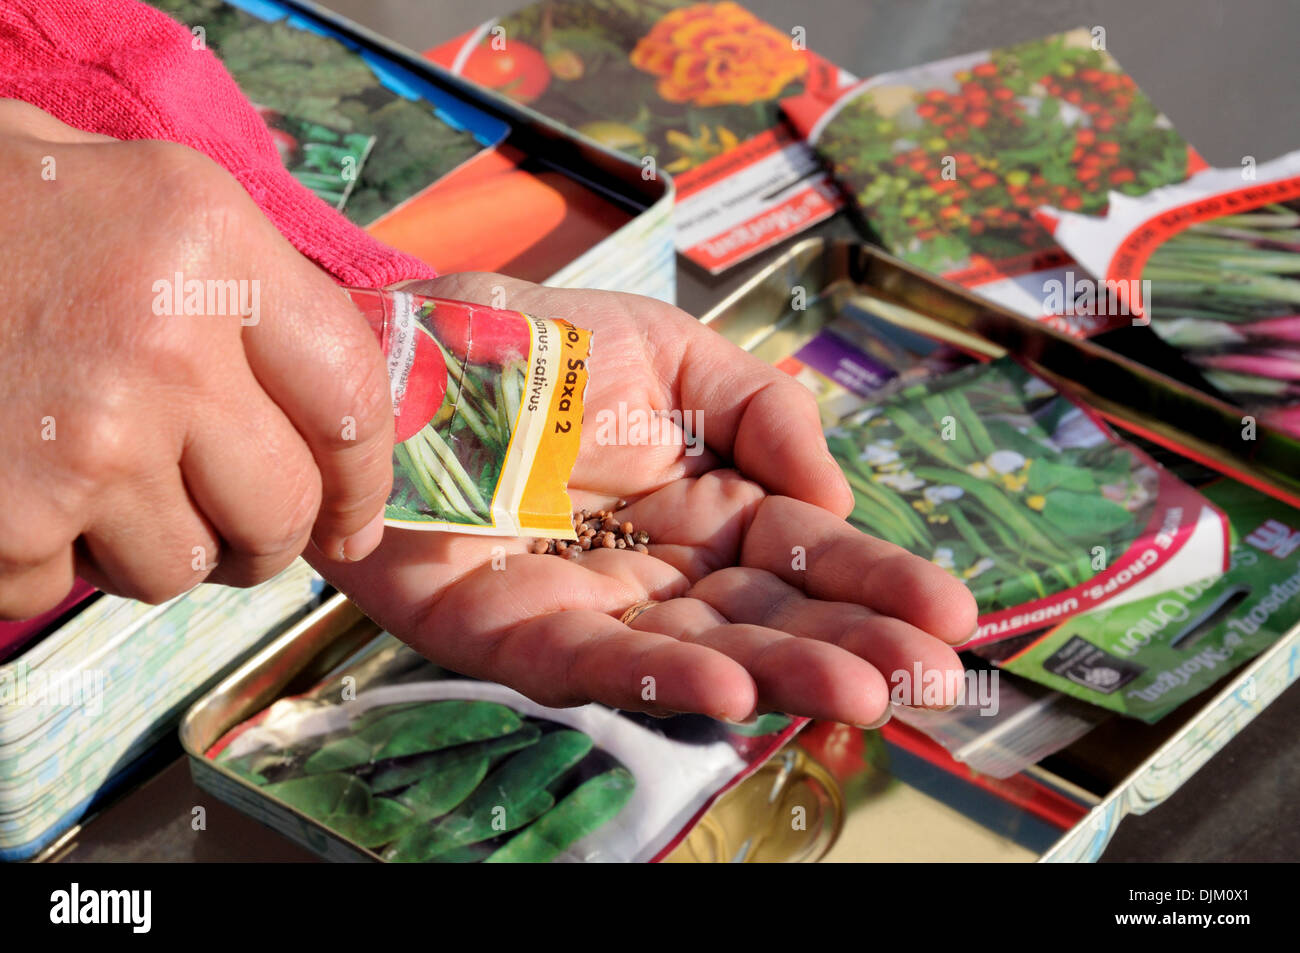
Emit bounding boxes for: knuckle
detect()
[318,345,393,452]
[207,548,297,589]
[56,398,140,486]
[125,568,200,606]
[136,141,240,207]
[316,475,390,533]
[130,141,255,260]
[227,469,321,560]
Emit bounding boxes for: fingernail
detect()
[855,708,892,730]
[952,624,981,648]
[723,710,758,726]
[341,511,386,562]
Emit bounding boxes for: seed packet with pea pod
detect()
[1039,149,1300,440]
[346,288,590,538]
[782,28,1204,337]
[830,356,1229,647]
[206,635,801,862]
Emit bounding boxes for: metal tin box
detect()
[700,237,1300,861]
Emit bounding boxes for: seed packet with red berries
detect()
[346,289,590,537]
[782,28,1203,337]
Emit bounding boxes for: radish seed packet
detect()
[346,289,590,538]
[1040,149,1300,440]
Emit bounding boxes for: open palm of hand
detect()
[312,273,977,726]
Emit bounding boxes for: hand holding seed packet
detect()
[314,274,978,729]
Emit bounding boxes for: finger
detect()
[76,470,221,603]
[241,272,393,562]
[183,363,321,588]
[687,567,965,708]
[693,366,853,516]
[465,609,757,721]
[741,495,979,645]
[0,551,76,620]
[627,603,889,726]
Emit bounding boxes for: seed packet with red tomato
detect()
[424,0,858,274]
[346,289,590,537]
[782,28,1203,337]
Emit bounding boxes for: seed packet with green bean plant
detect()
[346,289,590,537]
[978,478,1300,722]
[829,356,1229,646]
[207,635,802,862]
[1044,149,1300,441]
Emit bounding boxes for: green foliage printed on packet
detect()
[217,699,636,863]
[829,356,1153,614]
[150,0,482,223]
[996,478,1300,723]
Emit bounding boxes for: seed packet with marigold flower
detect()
[828,356,1229,645]
[425,0,859,273]
[782,28,1205,337]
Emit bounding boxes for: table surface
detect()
[57,0,1300,862]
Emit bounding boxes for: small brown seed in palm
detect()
[634,530,649,545]
[633,543,648,554]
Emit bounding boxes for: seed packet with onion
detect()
[345,289,590,537]
[828,356,1229,646]
[1040,149,1300,440]
[976,477,1300,723]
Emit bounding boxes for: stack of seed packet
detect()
[0,562,324,861]
[785,308,1300,729]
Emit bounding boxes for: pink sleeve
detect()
[0,0,436,288]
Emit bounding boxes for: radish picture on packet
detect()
[1041,149,1300,438]
[345,289,591,538]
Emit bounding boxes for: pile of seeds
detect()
[532,502,651,558]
